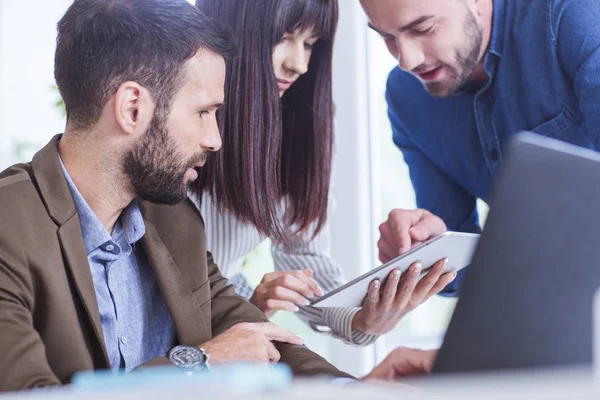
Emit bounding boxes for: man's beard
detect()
[123,112,206,205]
[424,9,484,97]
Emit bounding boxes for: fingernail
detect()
[393,270,401,279]
[399,246,406,254]
[443,258,449,266]
[372,280,380,289]
[316,286,325,296]
[303,299,310,306]
[412,263,422,274]
[293,306,300,312]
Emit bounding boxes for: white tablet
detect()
[311,231,480,308]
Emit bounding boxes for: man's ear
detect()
[113,81,154,137]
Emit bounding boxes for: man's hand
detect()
[200,322,304,364]
[378,209,447,263]
[250,270,324,318]
[362,347,437,382]
[351,259,456,335]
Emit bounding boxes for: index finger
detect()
[262,339,281,363]
[289,270,324,297]
[260,322,304,346]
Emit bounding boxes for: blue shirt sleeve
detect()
[386,81,481,296]
[553,0,600,149]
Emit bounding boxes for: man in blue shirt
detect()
[359,0,600,289]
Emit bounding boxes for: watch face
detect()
[169,345,206,368]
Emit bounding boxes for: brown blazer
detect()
[0,136,350,391]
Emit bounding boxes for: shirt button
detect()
[120,336,127,345]
[489,149,499,162]
[105,244,115,252]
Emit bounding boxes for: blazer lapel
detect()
[58,218,110,366]
[141,219,211,345]
[32,135,110,367]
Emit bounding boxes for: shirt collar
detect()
[58,155,145,255]
[487,0,505,58]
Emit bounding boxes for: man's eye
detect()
[198,110,210,117]
[413,26,434,35]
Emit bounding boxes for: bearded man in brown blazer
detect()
[0,0,437,392]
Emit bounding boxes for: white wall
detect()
[328,1,377,377]
[0,0,71,169]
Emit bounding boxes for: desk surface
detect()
[1,368,599,399]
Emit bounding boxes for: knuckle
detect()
[406,301,418,310]
[383,291,395,302]
[398,282,412,295]
[249,331,263,341]
[260,348,269,361]
[237,323,251,332]
[273,286,285,297]
[265,299,277,309]
[255,285,267,295]
[417,275,431,286]
[272,350,281,362]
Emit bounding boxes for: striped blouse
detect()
[190,191,378,346]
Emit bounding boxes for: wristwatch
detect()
[168,345,210,373]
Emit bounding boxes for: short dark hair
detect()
[194,0,338,244]
[55,0,236,130]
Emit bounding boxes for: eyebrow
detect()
[202,102,224,110]
[368,15,435,35]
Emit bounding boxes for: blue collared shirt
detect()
[60,158,176,372]
[386,0,600,294]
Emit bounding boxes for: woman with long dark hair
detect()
[192,0,456,345]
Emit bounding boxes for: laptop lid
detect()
[433,132,600,374]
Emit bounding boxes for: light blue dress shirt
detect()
[60,157,176,372]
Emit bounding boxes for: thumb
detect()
[409,226,429,241]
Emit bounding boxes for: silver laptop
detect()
[434,132,600,374]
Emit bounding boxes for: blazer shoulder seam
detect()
[0,172,31,189]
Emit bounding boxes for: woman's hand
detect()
[351,259,456,335]
[250,270,324,318]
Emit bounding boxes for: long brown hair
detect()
[193,0,338,244]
